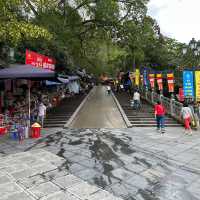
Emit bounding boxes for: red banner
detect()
[149,74,155,89]
[167,73,174,93]
[25,49,55,71]
[178,88,184,102]
[156,74,163,91]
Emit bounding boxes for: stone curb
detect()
[111,91,132,128]
[64,87,95,128]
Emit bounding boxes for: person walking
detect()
[38,101,46,128]
[180,102,193,135]
[133,90,140,110]
[154,100,165,134]
[106,85,111,95]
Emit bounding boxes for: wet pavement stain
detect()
[24,128,200,200]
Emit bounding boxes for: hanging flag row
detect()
[133,68,200,101]
[134,69,175,93]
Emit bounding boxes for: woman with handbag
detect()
[180,103,193,135]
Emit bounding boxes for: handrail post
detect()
[170,94,175,116]
[151,90,154,104]
[160,90,163,103]
[145,86,148,100]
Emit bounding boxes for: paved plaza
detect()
[0,127,200,199]
[0,149,122,200]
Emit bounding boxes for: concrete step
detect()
[130,121,179,124]
[132,124,182,127]
[114,91,182,128]
[127,116,175,120]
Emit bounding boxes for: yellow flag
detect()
[135,69,140,86]
[195,71,200,101]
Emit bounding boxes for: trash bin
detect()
[31,123,41,138]
[11,129,18,140]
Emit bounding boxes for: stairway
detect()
[44,94,86,128]
[114,92,182,127]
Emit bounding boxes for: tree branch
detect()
[25,0,38,16]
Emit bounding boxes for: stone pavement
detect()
[1,127,200,199]
[0,149,122,200]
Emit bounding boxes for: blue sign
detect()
[143,69,148,86]
[183,71,194,97]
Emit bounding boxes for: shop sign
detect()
[183,71,194,98]
[167,73,174,93]
[25,49,55,71]
[195,71,200,101]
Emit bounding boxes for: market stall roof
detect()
[68,75,79,81]
[45,80,61,86]
[0,64,55,79]
[57,77,69,84]
[58,74,79,81]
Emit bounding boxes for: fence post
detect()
[151,91,154,104]
[159,93,163,103]
[145,86,148,100]
[170,97,174,116]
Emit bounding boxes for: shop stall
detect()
[0,64,55,140]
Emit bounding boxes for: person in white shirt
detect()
[133,91,140,110]
[180,103,193,134]
[38,102,46,127]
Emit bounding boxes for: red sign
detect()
[25,49,55,71]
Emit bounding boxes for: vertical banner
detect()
[183,71,194,98]
[167,73,174,93]
[143,69,148,86]
[195,71,200,101]
[156,73,163,91]
[140,75,144,86]
[149,73,155,89]
[135,69,140,86]
[178,88,184,102]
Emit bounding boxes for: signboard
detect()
[195,71,200,101]
[135,69,140,86]
[183,71,194,98]
[25,49,55,71]
[149,73,155,89]
[167,73,174,93]
[156,73,163,91]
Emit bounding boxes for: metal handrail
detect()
[140,86,199,128]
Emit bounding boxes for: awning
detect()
[0,64,55,79]
[68,75,80,81]
[45,80,61,86]
[57,77,69,84]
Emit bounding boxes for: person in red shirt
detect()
[154,100,165,133]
